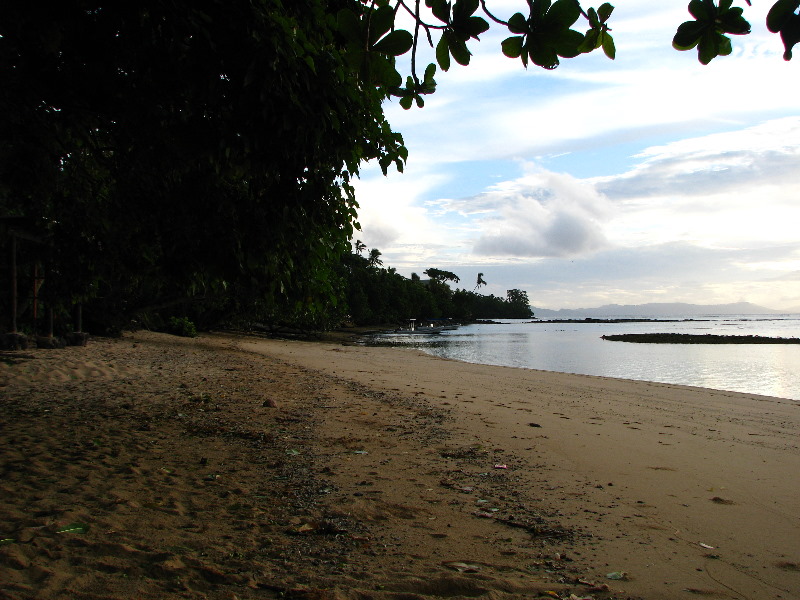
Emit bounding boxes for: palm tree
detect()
[474,272,487,291]
[354,239,366,255]
[367,248,383,268]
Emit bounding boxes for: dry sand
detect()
[1,331,798,600]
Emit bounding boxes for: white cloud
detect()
[353,1,800,308]
[451,167,613,257]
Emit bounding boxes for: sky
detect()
[350,0,800,311]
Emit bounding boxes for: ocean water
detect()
[370,315,800,401]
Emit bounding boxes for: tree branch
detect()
[479,0,509,26]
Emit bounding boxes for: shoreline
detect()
[2,331,799,600]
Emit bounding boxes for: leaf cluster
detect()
[501,0,614,69]
[672,0,751,64]
[767,0,800,59]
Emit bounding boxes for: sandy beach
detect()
[1,331,798,600]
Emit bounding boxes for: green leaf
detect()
[673,20,705,50]
[369,5,396,44]
[717,33,733,55]
[532,0,553,20]
[598,3,614,23]
[430,0,451,23]
[372,30,413,56]
[578,29,600,52]
[337,8,363,43]
[698,30,721,63]
[424,62,437,83]
[508,13,529,34]
[399,95,413,109]
[602,32,616,58]
[466,16,490,38]
[449,37,472,65]
[546,0,581,28]
[436,34,451,70]
[587,8,600,28]
[780,13,800,59]
[528,42,560,69]
[554,29,585,58]
[453,0,480,18]
[688,0,711,21]
[718,11,750,35]
[368,56,403,87]
[767,0,800,33]
[502,35,524,58]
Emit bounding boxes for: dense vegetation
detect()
[1,0,404,334]
[2,1,794,336]
[340,250,532,325]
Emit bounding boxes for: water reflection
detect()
[368,318,800,400]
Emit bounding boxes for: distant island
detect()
[602,333,800,344]
[531,301,796,319]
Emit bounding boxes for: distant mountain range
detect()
[530,302,795,319]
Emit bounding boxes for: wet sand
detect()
[1,331,798,600]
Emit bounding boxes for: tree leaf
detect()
[466,16,490,38]
[373,30,413,56]
[508,13,529,34]
[368,5,396,45]
[602,32,616,59]
[718,10,750,35]
[336,8,363,43]
[673,20,705,50]
[449,37,472,65]
[430,0,451,24]
[598,3,614,23]
[780,13,800,59]
[689,0,711,21]
[554,28,585,58]
[578,29,599,52]
[368,56,403,86]
[717,32,733,55]
[453,0,480,18]
[436,34,451,70]
[767,0,800,33]
[424,62,437,83]
[532,0,553,20]
[546,0,581,28]
[528,42,560,69]
[698,30,720,63]
[502,35,524,58]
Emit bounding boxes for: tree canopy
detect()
[1,1,794,334]
[1,0,407,332]
[363,0,797,113]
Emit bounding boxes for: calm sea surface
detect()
[369,315,800,401]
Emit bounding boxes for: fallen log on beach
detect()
[601,333,800,344]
